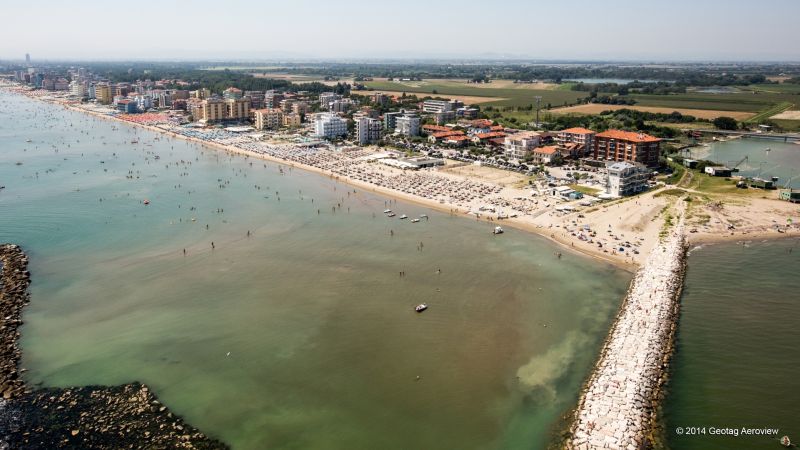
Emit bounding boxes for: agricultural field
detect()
[353,90,504,105]
[548,103,755,120]
[362,80,589,107]
[628,90,799,113]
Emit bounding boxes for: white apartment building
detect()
[503,131,541,160]
[395,114,420,137]
[314,113,348,139]
[69,81,87,98]
[422,99,462,114]
[356,117,382,144]
[318,92,341,110]
[606,161,650,197]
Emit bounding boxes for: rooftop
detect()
[596,129,661,143]
[560,127,596,135]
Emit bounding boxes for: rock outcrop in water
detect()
[0,243,228,449]
[566,217,688,449]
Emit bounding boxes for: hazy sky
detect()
[1,0,798,61]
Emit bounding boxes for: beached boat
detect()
[415,303,428,313]
[399,214,408,219]
[493,226,504,235]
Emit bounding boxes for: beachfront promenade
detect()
[568,215,687,450]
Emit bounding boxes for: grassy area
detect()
[745,101,794,123]
[363,80,589,107]
[629,92,780,112]
[654,188,688,197]
[661,161,686,186]
[568,184,602,196]
[770,119,800,131]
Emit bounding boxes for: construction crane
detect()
[729,155,748,172]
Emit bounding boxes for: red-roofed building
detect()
[471,131,506,144]
[593,130,661,167]
[556,127,595,157]
[422,124,452,134]
[444,135,470,146]
[532,146,560,164]
[428,130,465,143]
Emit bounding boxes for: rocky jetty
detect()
[567,220,688,450]
[0,244,228,449]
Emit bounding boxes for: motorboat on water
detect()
[387,213,396,217]
[383,209,392,213]
[399,214,408,219]
[143,199,150,205]
[419,214,428,218]
[411,218,420,223]
[415,303,428,313]
[493,226,504,235]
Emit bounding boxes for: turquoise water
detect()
[693,138,800,188]
[665,239,800,449]
[0,91,631,449]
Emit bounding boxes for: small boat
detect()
[493,226,504,235]
[383,209,392,214]
[419,214,428,218]
[415,304,428,313]
[780,435,791,447]
[411,218,420,223]
[143,199,150,205]
[399,214,408,219]
[25,139,32,143]
[387,213,396,217]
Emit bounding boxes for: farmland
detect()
[362,80,589,107]
[548,103,755,120]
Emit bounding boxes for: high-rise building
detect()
[395,114,420,137]
[593,130,661,167]
[25,53,30,65]
[253,108,284,130]
[225,98,250,120]
[314,113,347,139]
[95,83,112,104]
[200,98,227,122]
[356,117,382,145]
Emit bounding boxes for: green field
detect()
[629,90,799,113]
[362,80,589,107]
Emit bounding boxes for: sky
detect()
[1,0,799,62]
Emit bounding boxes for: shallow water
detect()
[0,91,630,449]
[693,138,800,188]
[665,239,800,449]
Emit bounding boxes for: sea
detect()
[0,90,631,450]
[665,239,800,449]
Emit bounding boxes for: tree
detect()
[713,116,738,130]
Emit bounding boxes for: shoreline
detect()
[0,244,228,448]
[11,87,640,272]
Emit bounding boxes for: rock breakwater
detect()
[0,244,228,449]
[567,221,687,449]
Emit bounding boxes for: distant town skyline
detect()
[2,0,800,62]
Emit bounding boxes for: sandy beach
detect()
[5,83,798,272]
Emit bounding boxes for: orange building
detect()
[593,130,661,167]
